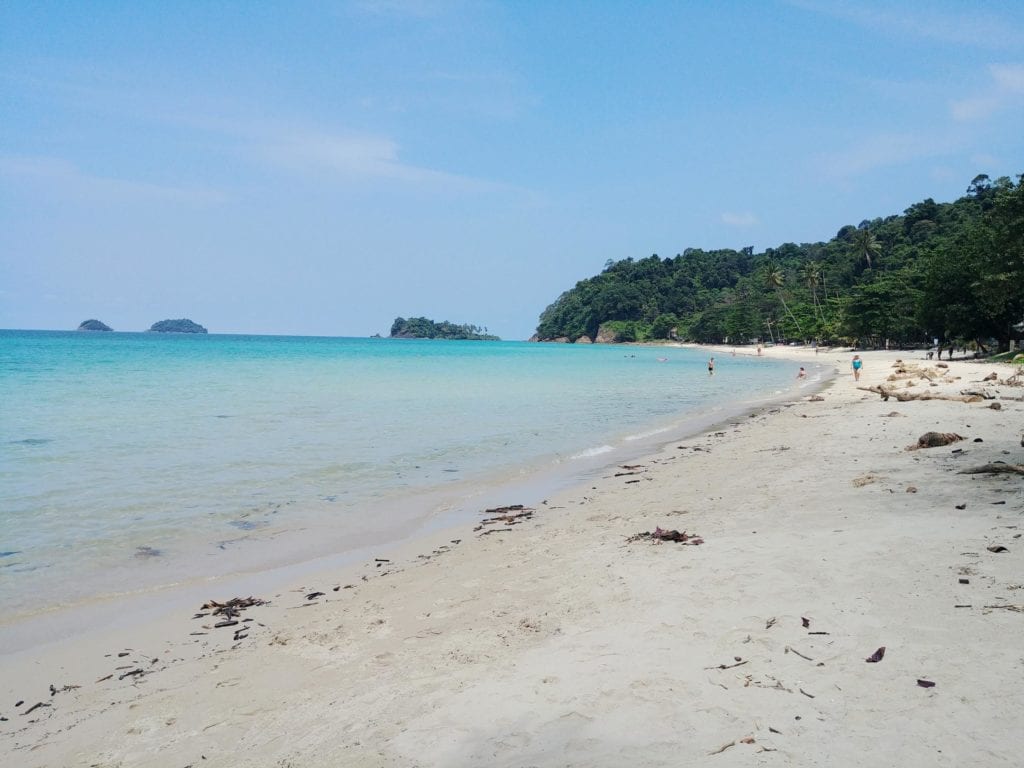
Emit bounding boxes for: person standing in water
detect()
[851,354,863,381]
[708,357,715,375]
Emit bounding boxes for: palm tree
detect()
[801,261,823,321]
[851,228,881,269]
[763,259,804,336]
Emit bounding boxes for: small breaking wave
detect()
[624,426,672,441]
[570,444,615,459]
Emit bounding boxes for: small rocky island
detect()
[77,319,113,332]
[389,317,499,340]
[148,318,208,334]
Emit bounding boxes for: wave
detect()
[623,425,672,441]
[570,444,615,459]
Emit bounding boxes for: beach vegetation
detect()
[534,173,1024,352]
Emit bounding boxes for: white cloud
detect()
[256,129,506,193]
[790,1,1024,49]
[970,153,1000,169]
[265,133,403,176]
[991,63,1024,91]
[929,166,957,183]
[815,132,957,177]
[0,155,228,205]
[720,211,759,228]
[950,63,1024,121]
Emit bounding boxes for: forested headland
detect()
[534,174,1023,352]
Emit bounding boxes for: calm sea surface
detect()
[1,331,809,623]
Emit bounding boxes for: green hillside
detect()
[535,174,1023,352]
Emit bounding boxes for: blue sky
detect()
[2,1,1022,339]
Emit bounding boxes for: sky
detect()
[2,1,1022,339]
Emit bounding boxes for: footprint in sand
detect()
[366,617,391,637]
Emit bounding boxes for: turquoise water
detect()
[1,331,806,621]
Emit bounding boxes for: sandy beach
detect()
[2,347,1022,767]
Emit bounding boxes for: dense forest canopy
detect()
[535,174,1024,352]
[390,317,500,340]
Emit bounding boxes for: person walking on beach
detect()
[851,354,863,381]
[708,357,715,376]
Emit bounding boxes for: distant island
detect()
[148,318,208,334]
[77,319,112,332]
[389,317,499,340]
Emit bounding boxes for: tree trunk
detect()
[777,291,804,335]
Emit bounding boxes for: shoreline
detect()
[3,349,1022,766]
[0,347,814,648]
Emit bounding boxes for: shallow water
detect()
[0,331,807,621]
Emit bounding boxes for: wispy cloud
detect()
[950,63,1024,121]
[720,211,759,228]
[970,152,1001,169]
[815,132,957,177]
[348,0,456,19]
[255,129,508,192]
[0,155,228,206]
[790,1,1024,49]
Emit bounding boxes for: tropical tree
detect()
[762,259,803,336]
[851,228,882,269]
[801,260,824,322]
[530,173,1020,351]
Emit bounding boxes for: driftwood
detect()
[858,385,982,403]
[474,506,535,531]
[199,596,267,622]
[887,371,944,383]
[960,387,996,399]
[906,432,964,451]
[785,645,814,661]
[957,463,1024,476]
[1002,370,1023,387]
[628,527,704,545]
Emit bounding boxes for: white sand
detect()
[3,348,1023,767]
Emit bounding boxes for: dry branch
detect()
[858,386,982,403]
[957,464,1024,476]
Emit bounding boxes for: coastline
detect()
[3,348,1022,766]
[0,334,800,628]
[0,341,806,641]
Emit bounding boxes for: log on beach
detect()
[958,463,1024,476]
[857,385,982,403]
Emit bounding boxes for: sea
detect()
[1,330,819,634]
